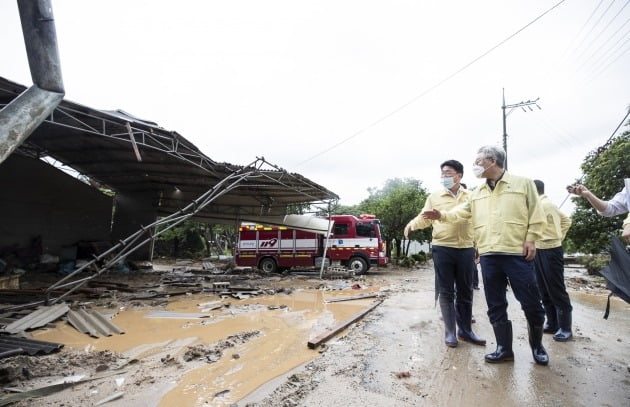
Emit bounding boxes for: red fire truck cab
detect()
[235,214,388,274]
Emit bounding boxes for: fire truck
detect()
[235,214,388,274]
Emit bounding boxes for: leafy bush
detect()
[397,256,416,268]
[411,251,427,263]
[580,255,611,276]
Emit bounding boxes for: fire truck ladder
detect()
[41,158,278,306]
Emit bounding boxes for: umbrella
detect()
[600,236,630,319]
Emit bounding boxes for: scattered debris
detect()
[144,311,210,319]
[66,309,124,338]
[325,293,379,303]
[307,300,383,349]
[2,304,69,334]
[94,391,124,406]
[0,336,63,358]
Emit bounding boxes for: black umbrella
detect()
[600,236,630,319]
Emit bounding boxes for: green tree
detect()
[358,178,430,260]
[566,130,629,253]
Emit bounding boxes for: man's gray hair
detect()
[477,145,506,168]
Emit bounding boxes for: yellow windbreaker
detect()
[441,172,546,255]
[406,187,473,248]
[536,194,572,249]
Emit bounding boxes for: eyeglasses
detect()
[441,172,457,177]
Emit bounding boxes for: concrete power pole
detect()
[501,88,541,170]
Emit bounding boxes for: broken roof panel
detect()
[66,309,124,338]
[0,77,338,223]
[2,304,70,334]
[0,336,64,358]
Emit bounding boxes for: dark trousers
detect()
[432,245,475,305]
[480,254,545,326]
[534,246,572,315]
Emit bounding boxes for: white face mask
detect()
[472,164,486,178]
[440,176,455,189]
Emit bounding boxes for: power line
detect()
[563,0,605,58]
[574,0,630,64]
[295,0,568,167]
[570,0,617,61]
[559,106,630,208]
[586,35,630,82]
[578,18,630,73]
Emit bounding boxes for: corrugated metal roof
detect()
[66,309,124,338]
[2,304,69,334]
[0,76,339,224]
[0,336,64,358]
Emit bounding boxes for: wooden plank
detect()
[307,299,383,349]
[325,293,379,303]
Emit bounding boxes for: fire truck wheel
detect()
[348,257,368,274]
[259,258,278,273]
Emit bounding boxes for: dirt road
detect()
[244,266,630,407]
[2,264,629,406]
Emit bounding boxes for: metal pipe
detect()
[0,0,65,165]
[18,0,64,92]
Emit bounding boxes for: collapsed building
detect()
[0,1,338,305]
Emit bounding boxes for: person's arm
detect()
[558,207,572,241]
[524,182,546,261]
[404,195,434,238]
[623,214,630,243]
[568,184,609,212]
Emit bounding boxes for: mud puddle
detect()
[31,286,382,406]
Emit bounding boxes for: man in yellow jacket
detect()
[423,146,549,365]
[404,160,485,348]
[533,180,573,341]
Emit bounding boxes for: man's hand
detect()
[523,241,536,261]
[404,224,412,239]
[422,209,442,220]
[567,184,589,197]
[622,224,630,244]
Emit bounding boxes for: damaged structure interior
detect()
[1,2,337,321]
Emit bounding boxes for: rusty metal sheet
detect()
[0,336,64,358]
[66,309,124,338]
[2,304,69,334]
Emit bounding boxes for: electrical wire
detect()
[570,0,618,62]
[574,0,630,64]
[295,0,568,167]
[562,0,605,58]
[577,16,630,72]
[558,107,630,208]
[586,34,630,82]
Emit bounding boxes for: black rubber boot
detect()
[439,297,458,348]
[543,306,558,334]
[553,309,573,342]
[485,321,514,363]
[456,302,486,346]
[528,323,549,365]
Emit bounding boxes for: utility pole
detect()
[501,88,541,170]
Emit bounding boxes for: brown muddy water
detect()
[31,287,380,406]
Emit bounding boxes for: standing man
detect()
[404,160,485,348]
[423,145,549,365]
[533,180,573,342]
[568,179,630,243]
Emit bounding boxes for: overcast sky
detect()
[1,0,629,214]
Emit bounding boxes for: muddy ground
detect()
[1,261,629,406]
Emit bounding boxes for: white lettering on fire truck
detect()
[260,238,278,248]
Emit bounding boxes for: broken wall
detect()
[0,154,113,255]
